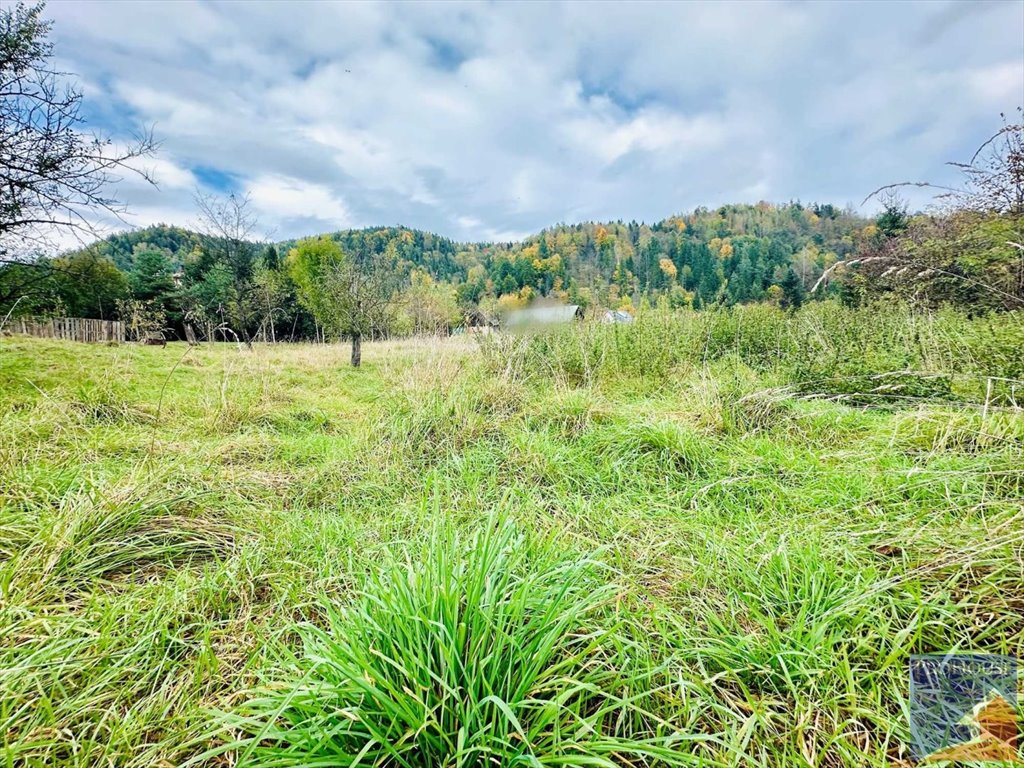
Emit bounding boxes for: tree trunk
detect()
[351,332,362,367]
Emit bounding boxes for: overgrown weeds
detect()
[483,302,1024,405]
[0,315,1021,766]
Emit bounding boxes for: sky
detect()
[47,0,1024,244]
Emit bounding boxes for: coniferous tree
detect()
[129,245,175,305]
[780,267,805,310]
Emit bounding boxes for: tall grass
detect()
[0,312,1021,767]
[213,524,706,767]
[482,302,1024,403]
[0,481,239,767]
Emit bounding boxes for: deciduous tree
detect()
[193,192,263,345]
[288,236,397,367]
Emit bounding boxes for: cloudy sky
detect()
[49,0,1024,243]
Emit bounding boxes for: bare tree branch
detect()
[191,190,265,347]
[0,2,157,258]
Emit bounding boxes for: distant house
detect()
[602,309,634,324]
[505,304,583,329]
[462,308,499,335]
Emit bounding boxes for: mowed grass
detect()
[1,306,1022,767]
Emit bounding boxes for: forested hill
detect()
[88,202,870,312]
[99,225,202,272]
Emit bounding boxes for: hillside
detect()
[87,201,869,312]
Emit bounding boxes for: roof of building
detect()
[603,310,635,323]
[464,308,498,326]
[505,305,583,326]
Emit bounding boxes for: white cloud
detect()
[37,0,1024,245]
[967,61,1024,104]
[248,175,351,231]
[564,108,728,164]
[130,157,196,191]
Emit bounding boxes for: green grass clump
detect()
[3,484,235,597]
[219,523,693,767]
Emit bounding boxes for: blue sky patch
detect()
[191,166,239,193]
[425,36,467,72]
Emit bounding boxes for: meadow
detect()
[1,302,1022,767]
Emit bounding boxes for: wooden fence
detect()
[11,317,125,343]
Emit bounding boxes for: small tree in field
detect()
[115,297,164,342]
[193,192,263,346]
[288,236,396,367]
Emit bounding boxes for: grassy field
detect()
[1,303,1022,767]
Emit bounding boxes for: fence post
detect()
[8,316,132,343]
[10,316,129,343]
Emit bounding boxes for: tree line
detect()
[5,158,1022,342]
[0,199,877,329]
